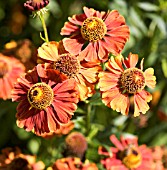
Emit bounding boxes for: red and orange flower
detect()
[61,7,129,62]
[99,135,153,170]
[0,147,45,170]
[98,53,156,116]
[0,54,25,100]
[49,157,98,170]
[51,157,83,170]
[11,64,79,135]
[38,41,101,101]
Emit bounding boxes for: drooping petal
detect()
[68,14,86,26]
[79,62,101,83]
[78,42,99,62]
[83,6,96,18]
[134,91,152,117]
[105,10,125,28]
[144,68,156,89]
[123,53,139,68]
[38,41,59,61]
[101,87,130,115]
[60,22,80,35]
[98,72,119,91]
[110,135,124,151]
[109,90,130,115]
[63,36,85,55]
[46,107,60,132]
[105,56,124,74]
[97,40,109,62]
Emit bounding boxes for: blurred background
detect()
[0,0,167,169]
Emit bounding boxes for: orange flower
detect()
[11,64,78,135]
[51,157,82,170]
[50,157,98,170]
[98,53,156,117]
[0,147,45,170]
[38,41,101,101]
[151,146,164,170]
[99,135,153,170]
[3,39,37,71]
[61,6,129,62]
[0,54,25,100]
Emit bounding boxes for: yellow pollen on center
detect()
[120,68,145,94]
[122,146,142,169]
[27,82,54,110]
[81,17,107,42]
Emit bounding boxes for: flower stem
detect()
[86,103,91,136]
[39,13,49,43]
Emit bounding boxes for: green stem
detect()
[39,13,49,42]
[86,103,91,136]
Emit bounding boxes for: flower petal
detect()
[63,36,85,55]
[105,56,124,74]
[98,72,119,91]
[79,42,99,62]
[123,53,139,68]
[83,6,96,17]
[134,91,152,117]
[110,135,124,151]
[144,68,156,89]
[38,41,59,61]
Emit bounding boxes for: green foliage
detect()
[0,0,167,169]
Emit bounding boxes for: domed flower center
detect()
[0,61,9,78]
[122,146,142,169]
[81,17,107,42]
[8,157,31,170]
[54,54,80,78]
[27,82,54,110]
[120,68,145,94]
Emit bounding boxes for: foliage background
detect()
[0,0,167,169]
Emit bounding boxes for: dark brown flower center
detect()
[81,17,107,42]
[7,157,31,170]
[120,68,145,94]
[54,54,79,78]
[27,82,53,110]
[0,61,9,78]
[117,145,142,169]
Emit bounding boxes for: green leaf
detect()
[146,13,166,35]
[161,58,167,78]
[137,2,160,11]
[129,7,148,35]
[150,132,167,146]
[28,138,40,154]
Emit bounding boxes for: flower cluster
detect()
[0,1,159,169]
[0,0,156,136]
[0,147,45,170]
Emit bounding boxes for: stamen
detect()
[54,54,80,78]
[27,82,53,109]
[81,17,107,42]
[120,68,145,94]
